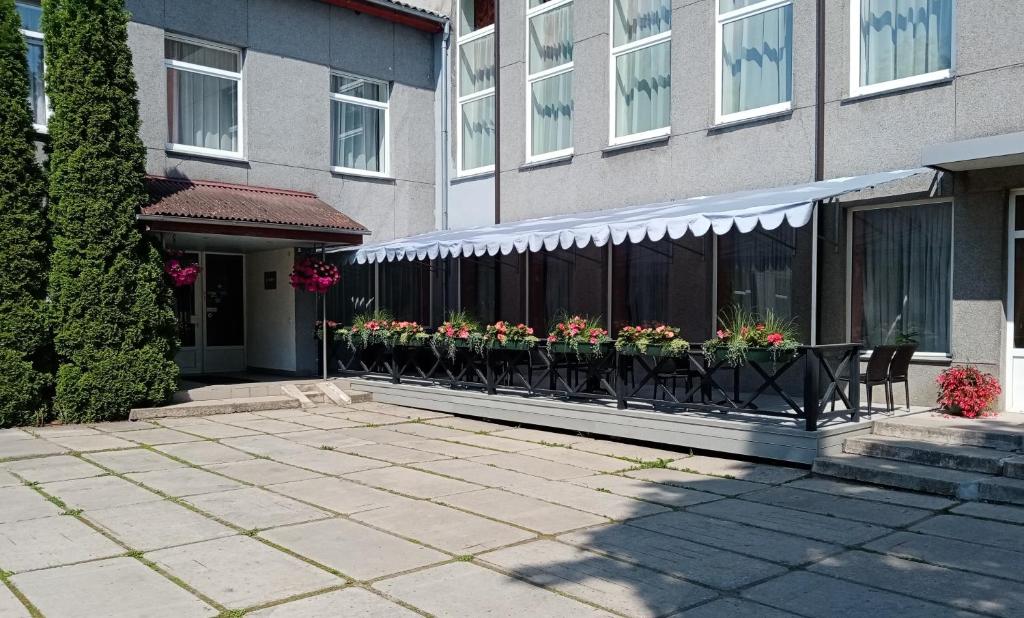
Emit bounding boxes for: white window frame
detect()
[848,0,955,98]
[164,33,245,161]
[844,198,954,359]
[714,0,793,125]
[16,1,48,133]
[329,71,391,178]
[525,0,574,164]
[456,8,496,177]
[607,1,671,147]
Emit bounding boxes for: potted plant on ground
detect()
[702,306,799,367]
[615,324,689,357]
[936,365,1001,419]
[482,321,538,350]
[547,315,611,356]
[432,311,481,358]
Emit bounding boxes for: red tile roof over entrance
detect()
[142,176,368,233]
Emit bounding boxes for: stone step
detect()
[975,476,1024,505]
[873,416,1024,451]
[130,395,301,420]
[1005,456,1024,480]
[348,390,373,404]
[843,435,1012,474]
[812,454,992,500]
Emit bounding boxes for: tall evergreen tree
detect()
[44,0,178,422]
[0,0,50,427]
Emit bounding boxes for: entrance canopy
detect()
[344,168,928,264]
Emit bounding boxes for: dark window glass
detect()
[173,252,199,348]
[460,254,525,325]
[204,254,244,347]
[529,245,607,333]
[326,259,374,325]
[381,260,432,324]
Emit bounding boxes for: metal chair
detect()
[888,344,917,410]
[833,345,897,413]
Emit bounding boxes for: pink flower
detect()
[717,329,730,339]
[766,333,784,346]
[526,327,534,335]
[589,337,598,344]
[547,335,556,342]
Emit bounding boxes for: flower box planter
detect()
[707,347,797,365]
[487,341,534,351]
[548,342,610,355]
[617,344,688,358]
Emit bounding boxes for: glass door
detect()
[172,252,201,374]
[202,253,246,373]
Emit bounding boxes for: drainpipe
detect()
[814,0,825,182]
[493,3,501,224]
[440,19,451,231]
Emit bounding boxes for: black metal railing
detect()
[326,341,862,431]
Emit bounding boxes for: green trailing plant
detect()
[432,310,482,358]
[0,0,51,427]
[481,321,538,350]
[615,324,689,357]
[546,313,610,356]
[702,306,800,367]
[340,309,394,348]
[44,0,179,422]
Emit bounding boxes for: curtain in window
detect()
[614,40,671,137]
[721,4,792,115]
[860,0,953,86]
[720,226,796,319]
[531,72,573,156]
[612,0,671,46]
[853,204,951,353]
[459,34,495,97]
[167,69,239,152]
[25,39,45,126]
[461,95,495,170]
[332,101,383,172]
[529,2,572,72]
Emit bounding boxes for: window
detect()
[850,203,952,354]
[715,0,792,124]
[15,1,46,131]
[609,0,671,144]
[850,0,953,97]
[528,246,608,333]
[330,73,389,176]
[526,0,573,161]
[457,0,496,175]
[165,35,243,158]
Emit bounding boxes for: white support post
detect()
[810,202,820,346]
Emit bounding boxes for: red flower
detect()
[766,332,784,346]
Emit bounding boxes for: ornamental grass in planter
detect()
[547,315,611,356]
[340,310,394,349]
[702,306,799,367]
[432,311,482,358]
[936,366,1001,419]
[615,325,689,357]
[482,321,538,350]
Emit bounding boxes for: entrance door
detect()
[202,253,246,373]
[1008,192,1024,410]
[172,252,202,374]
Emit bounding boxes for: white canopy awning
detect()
[344,168,929,264]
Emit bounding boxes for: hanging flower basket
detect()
[290,256,340,293]
[164,252,201,287]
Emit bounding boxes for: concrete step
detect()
[1005,456,1024,480]
[976,476,1024,505]
[812,453,992,499]
[348,390,372,404]
[873,416,1024,451]
[843,435,1013,474]
[130,396,300,420]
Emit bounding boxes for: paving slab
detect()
[11,557,215,618]
[472,452,595,480]
[413,458,543,488]
[387,423,470,440]
[282,429,376,450]
[427,416,512,433]
[44,434,135,452]
[439,488,608,534]
[270,447,389,475]
[91,420,158,433]
[677,598,797,617]
[254,409,311,420]
[375,562,615,617]
[785,477,957,510]
[261,518,447,581]
[951,501,1024,525]
[865,531,1024,582]
[163,419,260,439]
[351,499,535,553]
[337,442,451,464]
[0,486,63,523]
[268,477,415,515]
[808,550,1024,617]
[448,433,542,453]
[219,418,313,434]
[0,428,35,441]
[669,456,809,484]
[83,499,235,550]
[574,439,688,461]
[559,524,786,590]
[30,426,100,438]
[3,455,104,483]
[910,514,1024,553]
[624,468,764,496]
[0,438,67,460]
[741,485,934,527]
[43,475,163,511]
[519,447,631,472]
[208,412,265,424]
[570,474,722,508]
[84,448,184,473]
[148,535,340,609]
[480,539,717,617]
[285,414,362,430]
[156,441,254,466]
[344,465,482,499]
[220,434,308,457]
[346,401,451,420]
[208,459,321,486]
[402,438,504,458]
[0,468,18,488]
[321,410,408,425]
[248,587,420,617]
[630,510,842,566]
[743,571,983,617]
[186,487,330,530]
[0,583,29,618]
[121,428,204,445]
[506,478,671,520]
[0,515,123,572]
[490,427,595,445]
[127,467,246,497]
[688,498,891,546]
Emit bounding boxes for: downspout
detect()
[439,19,451,231]
[493,2,501,224]
[812,0,826,346]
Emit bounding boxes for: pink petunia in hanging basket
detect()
[164,252,201,287]
[289,256,340,293]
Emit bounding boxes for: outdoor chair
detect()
[888,343,917,410]
[833,345,898,414]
